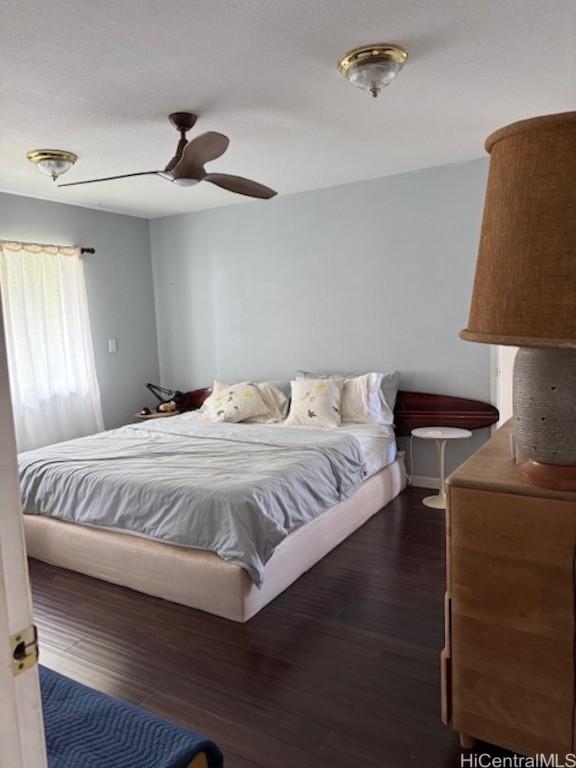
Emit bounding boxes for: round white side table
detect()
[411,427,472,509]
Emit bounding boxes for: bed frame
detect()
[25,461,407,622]
[23,391,497,622]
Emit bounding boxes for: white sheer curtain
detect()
[0,241,104,452]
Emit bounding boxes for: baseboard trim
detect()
[409,475,440,490]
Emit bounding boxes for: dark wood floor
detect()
[30,488,499,767]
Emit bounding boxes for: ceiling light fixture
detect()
[26,149,78,181]
[338,43,407,98]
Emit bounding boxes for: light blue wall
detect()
[0,192,159,429]
[149,158,492,477]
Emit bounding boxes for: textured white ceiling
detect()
[0,0,574,218]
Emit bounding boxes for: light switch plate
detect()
[107,338,118,354]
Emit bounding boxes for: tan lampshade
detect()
[460,112,576,349]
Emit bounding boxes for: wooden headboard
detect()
[176,388,212,412]
[179,387,499,435]
[393,391,499,436]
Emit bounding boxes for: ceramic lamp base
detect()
[520,460,576,491]
[514,348,576,491]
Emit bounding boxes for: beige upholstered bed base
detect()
[24,459,406,622]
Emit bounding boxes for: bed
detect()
[20,390,498,622]
[20,406,404,620]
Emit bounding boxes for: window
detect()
[0,241,103,451]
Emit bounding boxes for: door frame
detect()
[490,344,518,428]
[0,297,47,768]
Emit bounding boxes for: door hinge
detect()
[10,625,38,676]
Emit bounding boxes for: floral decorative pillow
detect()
[285,378,344,428]
[296,370,397,425]
[202,381,269,423]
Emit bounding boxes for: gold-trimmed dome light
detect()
[26,149,78,181]
[338,44,407,98]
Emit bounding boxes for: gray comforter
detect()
[19,413,367,586]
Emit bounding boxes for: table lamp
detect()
[460,112,576,490]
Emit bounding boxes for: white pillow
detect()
[202,381,269,423]
[340,372,392,425]
[244,382,289,423]
[285,378,344,428]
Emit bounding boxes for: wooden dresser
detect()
[442,422,576,756]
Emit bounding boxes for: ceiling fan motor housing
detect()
[169,112,198,134]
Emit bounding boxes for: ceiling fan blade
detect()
[204,173,277,199]
[171,132,229,179]
[58,171,161,188]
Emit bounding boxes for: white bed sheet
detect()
[336,423,397,477]
[250,418,397,478]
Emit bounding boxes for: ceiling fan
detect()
[58,112,277,199]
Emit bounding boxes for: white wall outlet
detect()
[107,338,118,354]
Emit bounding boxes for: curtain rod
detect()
[0,239,95,254]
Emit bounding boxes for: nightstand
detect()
[411,427,471,509]
[134,410,181,420]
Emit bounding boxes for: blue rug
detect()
[40,666,224,768]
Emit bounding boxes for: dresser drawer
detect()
[449,485,576,755]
